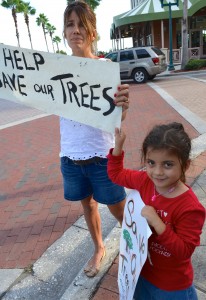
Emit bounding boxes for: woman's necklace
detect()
[151,182,179,202]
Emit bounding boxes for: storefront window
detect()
[203,30,206,55]
[139,37,144,46]
[176,32,181,48]
[138,26,144,46]
[145,22,152,46]
[146,34,152,46]
[191,31,200,47]
[190,16,206,29]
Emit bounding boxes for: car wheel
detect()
[132,69,148,84]
[148,75,156,80]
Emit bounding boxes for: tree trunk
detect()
[12,8,20,47]
[50,34,55,53]
[181,0,188,70]
[28,26,33,49]
[42,25,49,52]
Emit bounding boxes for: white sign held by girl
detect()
[118,190,152,300]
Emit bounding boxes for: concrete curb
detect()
[158,68,206,78]
[0,205,118,300]
[60,226,121,300]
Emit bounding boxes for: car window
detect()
[151,47,165,56]
[135,49,151,59]
[106,52,118,62]
[120,50,134,61]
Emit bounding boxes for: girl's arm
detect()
[145,202,205,260]
[112,127,126,156]
[107,128,142,190]
[141,205,166,235]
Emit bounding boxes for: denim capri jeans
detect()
[60,156,126,204]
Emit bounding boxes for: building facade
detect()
[111,0,206,59]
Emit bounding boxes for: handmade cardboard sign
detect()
[0,43,121,134]
[118,190,152,300]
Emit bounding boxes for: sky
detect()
[0,0,132,55]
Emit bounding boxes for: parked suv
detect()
[105,46,167,84]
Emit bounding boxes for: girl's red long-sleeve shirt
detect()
[107,150,206,291]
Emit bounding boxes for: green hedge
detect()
[185,59,206,70]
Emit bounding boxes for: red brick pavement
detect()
[0,83,203,271]
[92,83,206,299]
[0,115,83,268]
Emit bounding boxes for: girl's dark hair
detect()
[63,1,96,40]
[142,122,191,182]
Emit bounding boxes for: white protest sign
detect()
[118,190,152,300]
[0,43,121,134]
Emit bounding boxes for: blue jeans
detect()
[133,276,198,300]
[60,156,126,204]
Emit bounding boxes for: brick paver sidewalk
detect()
[0,115,83,268]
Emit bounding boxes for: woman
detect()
[61,1,129,277]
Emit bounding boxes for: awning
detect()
[113,0,206,27]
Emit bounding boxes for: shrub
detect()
[56,50,67,55]
[185,59,206,70]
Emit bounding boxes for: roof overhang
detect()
[113,0,206,27]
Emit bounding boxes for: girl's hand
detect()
[112,127,126,156]
[141,205,166,235]
[114,84,129,120]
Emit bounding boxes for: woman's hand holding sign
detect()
[114,83,129,120]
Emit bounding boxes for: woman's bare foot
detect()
[84,247,106,277]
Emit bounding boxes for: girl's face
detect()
[145,148,184,194]
[64,11,95,55]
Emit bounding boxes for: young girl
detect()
[107,122,205,300]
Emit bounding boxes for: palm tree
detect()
[66,0,102,11]
[36,13,49,52]
[21,1,36,49]
[45,23,56,52]
[1,0,25,47]
[53,35,61,52]
[181,0,188,69]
